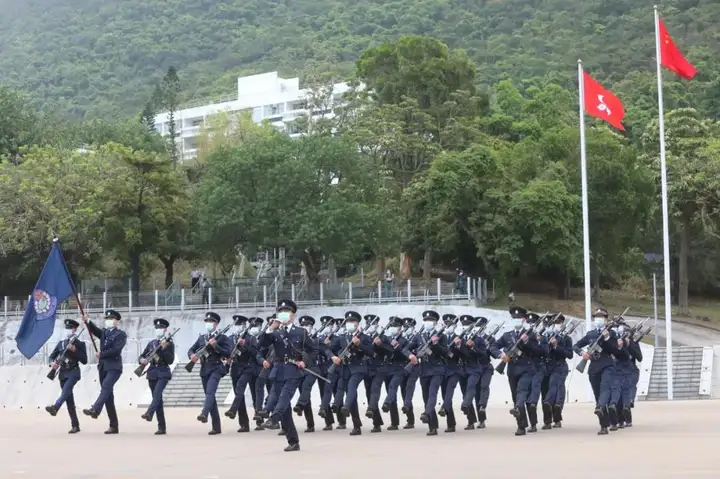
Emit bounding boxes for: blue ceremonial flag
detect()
[15,241,76,359]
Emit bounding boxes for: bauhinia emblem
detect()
[33,289,58,321]
[596,95,611,116]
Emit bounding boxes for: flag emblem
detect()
[33,290,57,321]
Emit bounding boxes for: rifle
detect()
[575,307,629,373]
[621,317,650,341]
[633,325,652,343]
[287,359,331,383]
[327,316,379,375]
[495,312,551,375]
[462,317,489,342]
[405,317,457,371]
[547,319,579,342]
[221,324,253,374]
[134,328,181,377]
[47,327,86,381]
[483,322,504,342]
[185,323,233,373]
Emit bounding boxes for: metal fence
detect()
[1,277,488,320]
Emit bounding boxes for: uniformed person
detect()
[474,316,497,428]
[139,318,175,434]
[246,317,265,428]
[326,310,375,436]
[224,315,263,432]
[399,317,419,429]
[259,300,318,452]
[362,314,382,426]
[608,319,632,430]
[366,315,393,433]
[625,327,643,427]
[573,308,621,435]
[524,312,550,432]
[456,315,491,430]
[318,317,348,431]
[379,316,408,430]
[439,314,463,433]
[315,316,337,431]
[543,314,573,429]
[188,312,233,434]
[253,314,275,429]
[293,315,320,433]
[45,319,88,433]
[402,310,448,436]
[489,307,538,436]
[82,309,127,434]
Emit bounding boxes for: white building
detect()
[154,71,350,161]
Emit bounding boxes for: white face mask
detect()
[248,327,260,336]
[64,330,73,339]
[277,311,292,323]
[403,327,414,337]
[553,324,563,333]
[104,319,115,329]
[594,319,605,329]
[454,325,466,336]
[423,321,435,331]
[231,326,242,335]
[304,325,313,333]
[511,319,523,330]
[346,322,357,333]
[617,325,625,334]
[386,327,398,337]
[155,328,165,339]
[205,322,216,333]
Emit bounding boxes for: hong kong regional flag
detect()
[582,71,625,131]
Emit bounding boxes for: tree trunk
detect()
[678,217,690,312]
[300,248,320,283]
[327,256,337,284]
[129,249,141,307]
[159,255,177,288]
[422,248,432,281]
[375,258,386,277]
[399,252,411,279]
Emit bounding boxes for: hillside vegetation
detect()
[0,0,718,119]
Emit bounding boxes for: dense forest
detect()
[0,0,718,122]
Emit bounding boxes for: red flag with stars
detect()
[658,19,697,80]
[583,71,625,131]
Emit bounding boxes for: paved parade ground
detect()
[0,400,717,478]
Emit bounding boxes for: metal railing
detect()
[1,277,487,320]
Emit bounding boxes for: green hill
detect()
[0,0,718,118]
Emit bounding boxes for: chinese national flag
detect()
[658,19,697,79]
[583,71,625,131]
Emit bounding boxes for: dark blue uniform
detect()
[490,329,541,433]
[327,313,375,435]
[83,309,127,433]
[188,312,233,434]
[381,323,410,429]
[543,327,573,427]
[315,316,338,430]
[46,319,88,432]
[293,316,320,432]
[573,317,622,434]
[224,316,264,432]
[399,319,419,428]
[139,318,175,434]
[608,327,631,430]
[402,310,448,436]
[456,319,493,429]
[259,300,318,452]
[625,337,642,425]
[440,321,464,432]
[367,319,401,432]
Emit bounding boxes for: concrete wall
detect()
[0,304,668,409]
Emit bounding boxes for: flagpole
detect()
[577,60,593,334]
[654,4,674,400]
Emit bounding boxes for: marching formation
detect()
[43,300,651,452]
